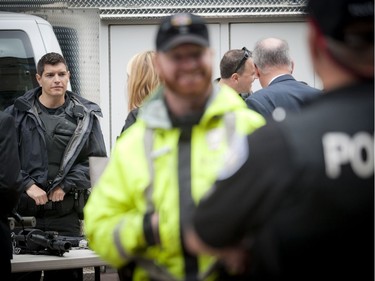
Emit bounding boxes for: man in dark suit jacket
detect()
[0,111,21,280]
[245,37,321,118]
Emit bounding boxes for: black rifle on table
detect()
[12,228,72,256]
[9,213,72,257]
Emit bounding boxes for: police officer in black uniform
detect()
[185,0,374,280]
[7,52,107,281]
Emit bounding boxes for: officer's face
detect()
[155,44,213,99]
[36,63,70,100]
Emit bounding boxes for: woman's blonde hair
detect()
[127,50,160,111]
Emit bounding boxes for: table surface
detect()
[11,249,107,272]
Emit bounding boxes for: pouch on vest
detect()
[72,189,90,220]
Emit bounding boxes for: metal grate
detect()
[0,0,306,7]
[0,0,307,20]
[99,5,306,21]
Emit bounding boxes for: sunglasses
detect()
[234,47,251,73]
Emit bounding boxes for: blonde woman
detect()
[121,50,160,133]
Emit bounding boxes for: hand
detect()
[185,227,249,274]
[48,186,66,202]
[216,246,249,275]
[151,213,160,244]
[26,184,48,205]
[185,227,216,255]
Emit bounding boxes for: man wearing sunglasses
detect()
[245,37,321,118]
[217,47,256,100]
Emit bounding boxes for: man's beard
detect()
[162,70,212,99]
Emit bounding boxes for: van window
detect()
[0,30,38,110]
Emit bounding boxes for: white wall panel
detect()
[109,24,157,145]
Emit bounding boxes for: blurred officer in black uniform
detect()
[0,111,21,280]
[186,0,374,280]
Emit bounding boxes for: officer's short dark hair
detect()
[37,52,68,75]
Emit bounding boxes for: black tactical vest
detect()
[36,96,77,186]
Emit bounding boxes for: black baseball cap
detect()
[156,13,209,52]
[307,0,374,44]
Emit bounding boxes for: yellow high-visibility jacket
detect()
[84,84,265,281]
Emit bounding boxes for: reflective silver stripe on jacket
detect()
[121,112,238,280]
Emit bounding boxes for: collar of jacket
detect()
[138,83,248,129]
[269,74,296,85]
[14,87,103,117]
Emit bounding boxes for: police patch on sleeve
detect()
[217,133,249,181]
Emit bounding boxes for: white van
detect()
[0,12,63,109]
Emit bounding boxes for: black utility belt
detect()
[38,194,75,211]
[18,189,88,218]
[39,201,64,210]
[68,189,88,199]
